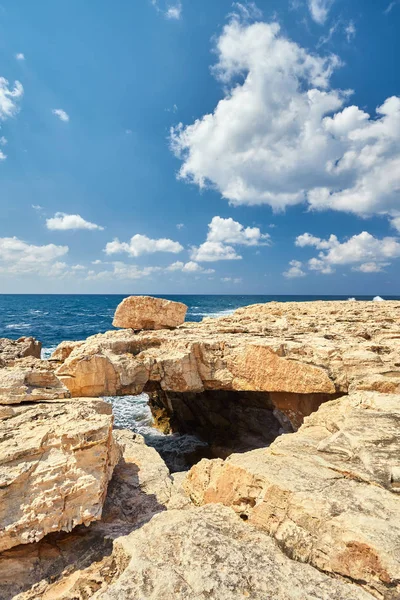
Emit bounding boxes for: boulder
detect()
[98,505,375,600]
[0,399,119,552]
[112,296,187,330]
[183,391,400,599]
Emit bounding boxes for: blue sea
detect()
[1,293,397,468]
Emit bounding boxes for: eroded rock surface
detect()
[0,337,41,366]
[0,357,70,404]
[0,430,173,600]
[97,505,375,600]
[0,399,119,552]
[183,391,400,599]
[113,295,187,330]
[55,300,400,432]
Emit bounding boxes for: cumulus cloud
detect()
[191,216,270,262]
[15,53,25,61]
[46,213,104,231]
[87,262,161,281]
[0,78,23,120]
[52,108,69,122]
[283,260,306,278]
[308,0,334,24]
[295,231,400,274]
[170,12,400,228]
[167,260,214,274]
[166,2,182,19]
[104,234,183,257]
[0,237,69,276]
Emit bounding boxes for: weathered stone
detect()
[113,295,187,330]
[183,391,400,599]
[54,301,400,432]
[0,430,173,600]
[50,340,85,362]
[98,505,375,600]
[0,337,41,367]
[0,399,119,552]
[0,358,70,404]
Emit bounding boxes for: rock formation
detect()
[183,391,400,599]
[0,399,119,552]
[112,295,187,330]
[0,337,41,366]
[0,357,70,404]
[53,300,400,443]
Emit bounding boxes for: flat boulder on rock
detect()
[0,337,41,367]
[112,296,187,330]
[0,399,119,552]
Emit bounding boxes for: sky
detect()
[0,0,399,294]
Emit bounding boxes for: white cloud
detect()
[230,2,263,21]
[52,108,69,122]
[15,53,25,61]
[32,204,43,211]
[167,260,214,274]
[87,262,161,281]
[308,0,334,24]
[166,2,182,20]
[0,78,23,120]
[344,21,356,43]
[176,223,185,229]
[170,13,400,228]
[384,1,400,15]
[46,213,104,231]
[221,276,242,283]
[191,241,242,262]
[296,231,400,274]
[191,216,270,262]
[104,234,183,257]
[0,237,69,276]
[283,260,306,278]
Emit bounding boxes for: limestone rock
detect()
[0,399,119,552]
[55,301,400,432]
[0,430,173,600]
[0,337,41,367]
[0,358,70,404]
[50,340,85,362]
[183,391,400,599]
[98,505,375,600]
[112,295,187,330]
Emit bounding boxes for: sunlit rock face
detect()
[112,296,187,330]
[0,399,119,552]
[0,337,41,367]
[183,391,400,599]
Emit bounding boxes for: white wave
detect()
[189,308,235,318]
[347,297,356,301]
[29,309,48,315]
[373,296,385,302]
[41,346,58,360]
[104,394,155,434]
[5,323,31,330]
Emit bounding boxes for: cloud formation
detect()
[105,234,183,257]
[308,0,334,24]
[191,216,270,262]
[0,78,23,121]
[171,12,400,228]
[283,260,306,278]
[46,213,104,231]
[0,237,69,276]
[52,108,69,122]
[168,260,214,274]
[294,231,400,274]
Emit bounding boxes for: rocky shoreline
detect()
[0,296,399,599]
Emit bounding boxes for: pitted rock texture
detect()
[183,391,400,599]
[113,295,187,330]
[97,505,375,600]
[0,399,119,552]
[0,430,173,600]
[0,357,70,404]
[54,300,400,428]
[0,337,41,367]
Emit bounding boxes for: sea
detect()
[1,293,397,469]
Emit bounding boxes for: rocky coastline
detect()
[0,296,399,599]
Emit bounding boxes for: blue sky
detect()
[0,0,399,294]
